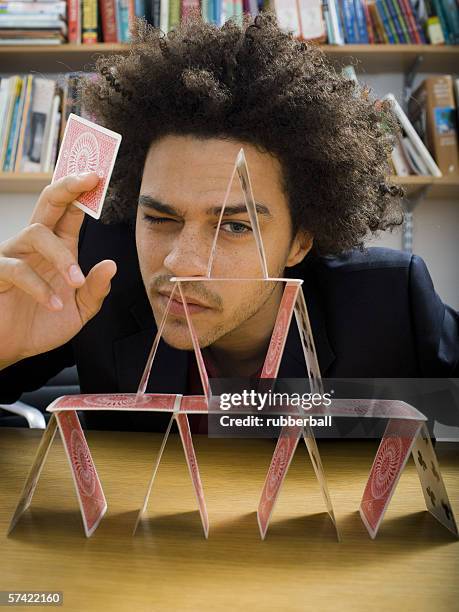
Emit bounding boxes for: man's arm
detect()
[0,342,75,405]
[409,254,459,376]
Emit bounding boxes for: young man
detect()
[0,14,457,432]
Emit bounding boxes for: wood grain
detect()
[1,428,458,612]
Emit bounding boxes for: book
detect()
[169,0,180,28]
[99,0,117,41]
[408,76,459,176]
[298,0,327,42]
[116,0,130,41]
[160,0,169,31]
[339,0,358,42]
[41,93,60,171]
[82,0,98,43]
[0,77,20,170]
[3,76,24,171]
[402,135,430,174]
[14,74,33,172]
[20,77,56,173]
[273,0,301,37]
[383,92,442,177]
[181,0,200,19]
[391,134,411,175]
[67,0,81,42]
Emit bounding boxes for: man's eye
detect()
[220,222,252,235]
[143,215,174,225]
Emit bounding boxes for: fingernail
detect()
[68,264,85,284]
[49,294,63,310]
[77,172,96,180]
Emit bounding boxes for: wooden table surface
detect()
[1,427,458,612]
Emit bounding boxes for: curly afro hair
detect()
[81,12,404,256]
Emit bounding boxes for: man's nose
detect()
[163,226,210,277]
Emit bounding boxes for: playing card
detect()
[412,423,458,537]
[178,281,210,401]
[52,113,122,220]
[180,395,208,412]
[206,148,269,279]
[235,148,269,279]
[260,281,300,379]
[257,425,301,539]
[133,412,176,535]
[7,414,58,535]
[360,417,422,539]
[323,398,427,421]
[294,288,323,395]
[175,412,209,538]
[56,410,107,537]
[303,421,339,539]
[47,393,178,412]
[137,284,179,396]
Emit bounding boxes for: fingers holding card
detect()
[52,114,122,220]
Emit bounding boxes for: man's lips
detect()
[157,291,212,316]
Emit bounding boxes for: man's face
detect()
[136,135,311,351]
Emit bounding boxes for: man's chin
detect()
[160,328,213,351]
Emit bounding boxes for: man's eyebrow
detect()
[138,194,272,218]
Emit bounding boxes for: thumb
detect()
[76,259,117,325]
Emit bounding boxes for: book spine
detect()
[135,0,145,17]
[181,0,200,18]
[67,0,80,42]
[82,0,98,43]
[382,0,402,41]
[407,0,427,42]
[426,77,459,175]
[329,0,345,43]
[431,0,452,43]
[99,0,118,41]
[398,0,421,42]
[360,0,375,43]
[14,75,33,172]
[160,0,169,30]
[151,0,160,25]
[389,0,411,42]
[3,77,23,172]
[117,0,130,40]
[439,0,459,43]
[214,0,221,25]
[321,0,335,42]
[234,0,243,22]
[10,75,29,171]
[353,0,370,41]
[339,0,358,42]
[169,0,180,28]
[376,0,396,42]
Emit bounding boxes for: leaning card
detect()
[175,413,209,538]
[56,410,107,537]
[360,418,421,538]
[412,423,458,537]
[52,113,122,220]
[260,282,299,380]
[257,426,301,539]
[7,414,58,535]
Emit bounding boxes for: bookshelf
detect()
[1,43,459,73]
[0,43,458,198]
[1,171,459,199]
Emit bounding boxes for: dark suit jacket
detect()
[1,218,458,432]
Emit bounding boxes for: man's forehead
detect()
[140,135,286,216]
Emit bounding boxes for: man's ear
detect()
[285,230,313,268]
